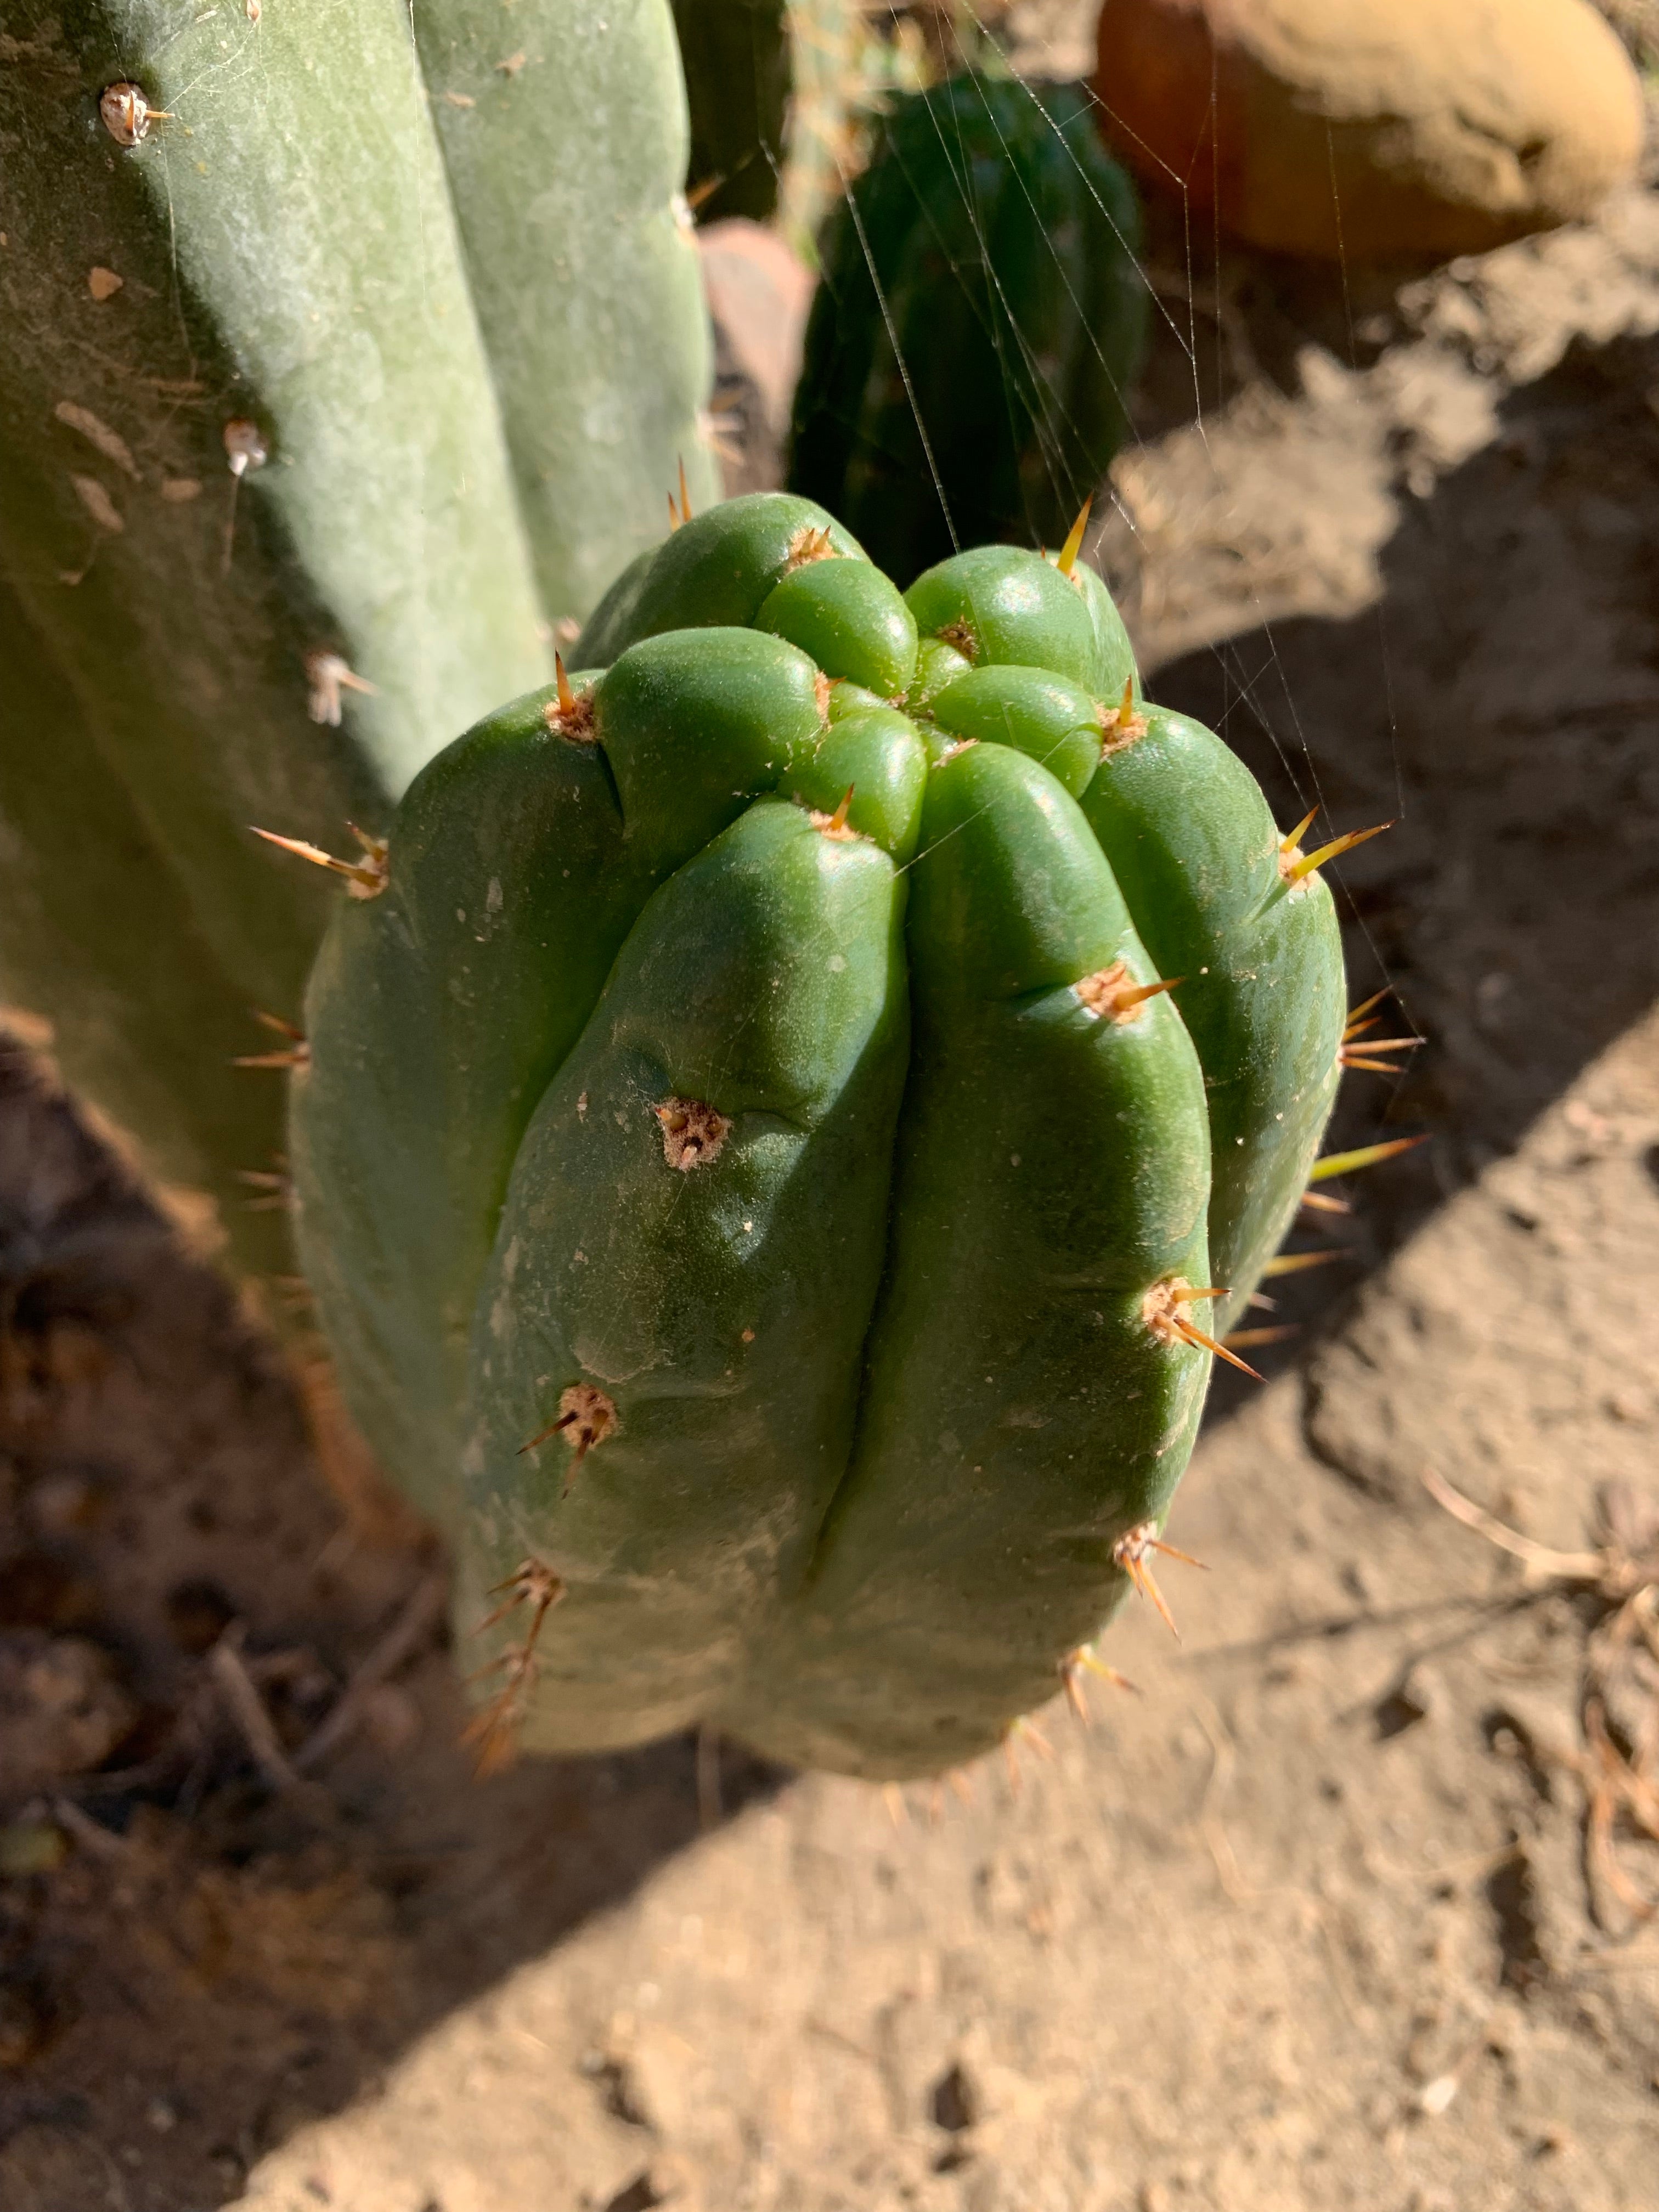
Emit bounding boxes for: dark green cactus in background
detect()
[788,72,1149,583]
[285,492,1358,1780]
[672,0,790,223]
[0,0,716,1291]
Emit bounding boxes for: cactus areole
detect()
[289,493,1347,1781]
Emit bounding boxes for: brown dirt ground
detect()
[4,122,1659,2212]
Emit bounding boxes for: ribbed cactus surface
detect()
[0,0,715,1285]
[286,492,1349,1780]
[788,72,1149,584]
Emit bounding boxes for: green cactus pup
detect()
[0,0,715,1296]
[282,491,1379,1781]
[788,72,1149,583]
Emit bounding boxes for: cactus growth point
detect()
[787,74,1149,583]
[286,492,1352,1780]
[0,0,715,1293]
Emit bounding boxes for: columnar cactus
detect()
[673,0,790,224]
[0,0,715,1287]
[788,73,1149,583]
[284,491,1379,1780]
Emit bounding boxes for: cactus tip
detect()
[1110,1519,1207,1641]
[809,785,861,840]
[1076,960,1181,1023]
[1223,1323,1300,1350]
[250,823,388,900]
[1280,819,1395,888]
[1060,1643,1137,1722]
[223,418,268,479]
[304,650,377,727]
[519,1383,617,1488]
[99,83,171,146]
[543,659,596,743]
[1056,498,1091,578]
[1001,1713,1053,1792]
[1308,1133,1428,1183]
[1260,1248,1348,1279]
[1142,1276,1262,1379]
[786,523,838,570]
[475,1555,566,1640]
[1340,1034,1423,1073]
[1342,988,1392,1036]
[1097,679,1149,755]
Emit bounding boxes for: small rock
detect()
[698,218,812,443]
[0,1633,138,1795]
[1094,0,1645,261]
[0,1978,50,2069]
[930,2059,980,2132]
[0,1820,67,1877]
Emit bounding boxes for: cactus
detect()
[0,0,716,1292]
[673,0,791,224]
[670,0,933,249]
[787,72,1149,583]
[280,490,1369,1779]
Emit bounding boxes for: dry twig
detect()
[1422,1467,1659,1927]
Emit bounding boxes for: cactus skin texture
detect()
[0,0,714,1288]
[787,74,1149,584]
[290,493,1347,1780]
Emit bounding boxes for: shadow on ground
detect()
[1161,326,1659,1415]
